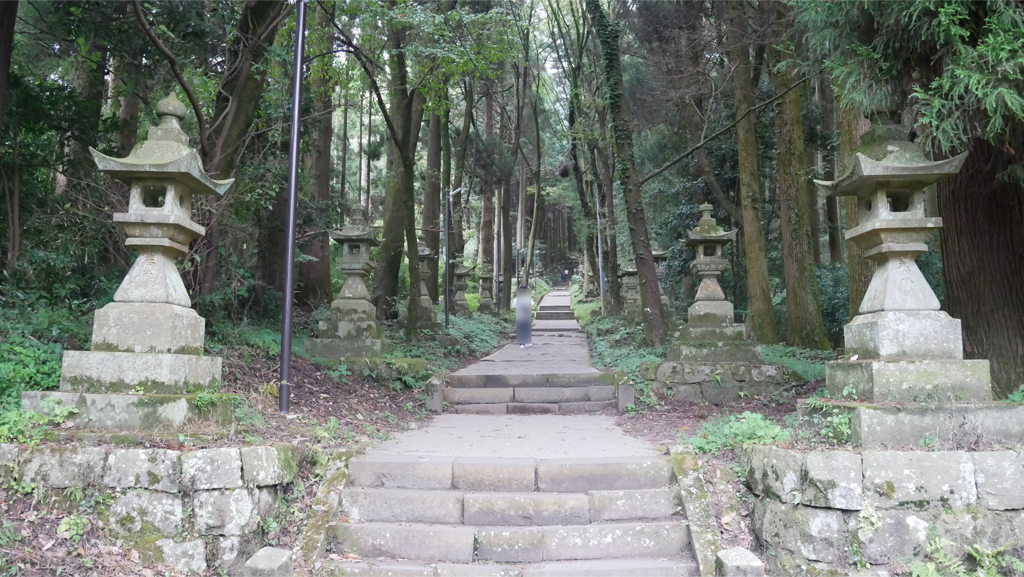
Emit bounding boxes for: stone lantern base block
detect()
[330,298,376,324]
[687,300,734,325]
[59,350,221,394]
[679,324,746,343]
[304,338,382,360]
[798,399,1024,448]
[22,390,235,431]
[668,340,761,363]
[92,302,205,355]
[826,359,992,403]
[845,310,963,360]
[477,299,494,314]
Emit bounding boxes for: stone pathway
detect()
[320,287,705,576]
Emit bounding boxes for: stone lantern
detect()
[618,267,640,313]
[24,93,235,430]
[305,204,383,359]
[678,203,745,343]
[452,263,475,317]
[477,272,495,315]
[808,120,1020,447]
[416,236,442,330]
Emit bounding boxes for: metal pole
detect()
[594,186,606,314]
[279,0,307,414]
[444,187,451,329]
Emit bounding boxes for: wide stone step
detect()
[447,373,612,389]
[336,521,689,564]
[539,305,572,312]
[347,456,674,492]
[451,401,616,415]
[341,489,464,523]
[324,557,699,576]
[535,312,576,321]
[443,386,615,405]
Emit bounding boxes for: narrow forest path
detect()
[322,287,706,576]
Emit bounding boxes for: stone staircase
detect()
[326,454,699,576]
[535,304,575,321]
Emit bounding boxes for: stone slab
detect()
[104,448,180,493]
[843,401,1024,447]
[558,401,616,414]
[541,521,689,560]
[108,489,182,536]
[825,359,991,402]
[508,403,559,414]
[348,455,453,489]
[803,451,863,510]
[20,445,107,488]
[453,403,508,414]
[181,448,243,490]
[155,539,207,573]
[325,560,436,576]
[587,386,616,401]
[476,526,543,562]
[60,350,221,393]
[670,447,722,577]
[193,488,257,536]
[448,372,608,388]
[436,563,524,577]
[515,387,589,403]
[366,415,661,459]
[668,342,760,363]
[453,458,536,492]
[589,488,677,521]
[337,523,475,563]
[243,546,293,577]
[91,302,204,355]
[845,310,963,360]
[444,388,514,404]
[537,457,672,492]
[862,450,976,509]
[341,489,463,523]
[756,501,848,564]
[21,390,234,431]
[715,547,765,577]
[678,325,746,343]
[521,558,699,576]
[241,445,295,487]
[970,451,1024,510]
[465,493,590,526]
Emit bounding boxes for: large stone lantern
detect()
[452,263,475,317]
[651,244,672,320]
[24,94,236,430]
[477,272,495,315]
[619,267,640,315]
[807,120,1018,447]
[305,204,383,359]
[416,236,442,330]
[679,203,744,342]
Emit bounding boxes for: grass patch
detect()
[760,345,836,381]
[680,411,791,454]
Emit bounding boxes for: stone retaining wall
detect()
[741,446,1024,575]
[641,361,792,404]
[1,442,301,574]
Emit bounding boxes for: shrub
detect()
[680,411,791,454]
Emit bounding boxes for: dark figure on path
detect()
[514,286,532,348]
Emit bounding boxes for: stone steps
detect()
[330,455,696,572]
[539,305,572,312]
[535,311,576,321]
[325,557,699,576]
[447,374,611,389]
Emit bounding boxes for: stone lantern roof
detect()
[331,205,379,246]
[90,93,233,196]
[686,204,736,247]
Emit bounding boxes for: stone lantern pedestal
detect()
[477,272,495,315]
[808,123,1024,447]
[452,264,475,317]
[22,94,235,430]
[305,205,384,359]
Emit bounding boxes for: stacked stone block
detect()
[1,443,298,574]
[641,360,792,404]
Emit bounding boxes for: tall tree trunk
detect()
[2,139,19,274]
[772,49,830,350]
[568,78,600,293]
[593,143,621,313]
[297,3,335,306]
[727,0,778,344]
[0,0,16,139]
[365,88,373,213]
[423,112,442,303]
[451,81,473,259]
[837,103,872,321]
[586,0,666,346]
[817,76,843,264]
[441,106,452,303]
[939,136,1024,398]
[111,57,143,157]
[339,82,348,211]
[481,88,495,288]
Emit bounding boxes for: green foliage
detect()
[680,411,791,454]
[0,399,78,446]
[816,263,850,348]
[446,313,509,357]
[56,515,89,544]
[911,535,1024,577]
[760,345,837,382]
[1005,386,1024,403]
[804,393,854,444]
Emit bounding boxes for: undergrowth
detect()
[680,411,791,454]
[760,344,836,381]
